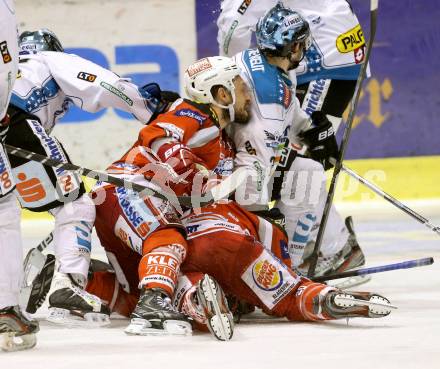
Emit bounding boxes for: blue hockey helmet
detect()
[256,2,311,57]
[19,28,64,53]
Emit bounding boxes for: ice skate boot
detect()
[182,275,234,341]
[0,306,39,352]
[20,250,55,314]
[47,272,110,327]
[319,290,396,319]
[125,288,192,336]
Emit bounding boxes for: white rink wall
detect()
[15,0,197,170]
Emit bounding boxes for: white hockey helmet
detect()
[184,56,241,121]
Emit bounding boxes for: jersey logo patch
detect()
[174,109,207,126]
[336,24,365,53]
[237,0,252,15]
[0,41,12,63]
[77,71,97,83]
[100,81,133,106]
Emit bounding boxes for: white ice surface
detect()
[2,207,440,369]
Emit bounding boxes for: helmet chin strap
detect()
[211,87,237,123]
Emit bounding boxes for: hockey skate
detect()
[182,274,234,341]
[47,272,111,327]
[0,306,39,352]
[20,249,55,314]
[125,288,192,336]
[319,290,396,319]
[299,217,370,288]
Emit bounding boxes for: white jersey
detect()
[10,51,158,133]
[232,48,310,210]
[218,0,366,84]
[0,0,18,120]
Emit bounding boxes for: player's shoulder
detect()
[238,48,294,109]
[166,98,218,129]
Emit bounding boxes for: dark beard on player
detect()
[288,60,300,70]
[234,111,251,124]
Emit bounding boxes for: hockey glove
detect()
[156,142,208,195]
[300,111,339,170]
[142,82,181,124]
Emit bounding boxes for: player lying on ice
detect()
[22,54,394,341]
[84,199,394,341]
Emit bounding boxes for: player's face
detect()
[232,76,251,124]
[288,42,305,70]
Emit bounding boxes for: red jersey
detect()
[106,99,235,184]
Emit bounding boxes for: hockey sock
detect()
[138,232,186,297]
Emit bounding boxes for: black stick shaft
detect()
[307,0,379,278]
[4,143,198,208]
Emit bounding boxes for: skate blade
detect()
[47,307,111,328]
[1,332,37,352]
[329,275,372,289]
[334,295,397,317]
[199,275,234,341]
[124,318,192,336]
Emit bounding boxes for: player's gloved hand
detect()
[141,83,180,124]
[300,111,339,170]
[156,142,208,195]
[0,114,10,144]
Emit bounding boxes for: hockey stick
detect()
[307,0,379,277]
[313,256,434,282]
[36,231,54,252]
[330,158,440,236]
[5,144,246,209]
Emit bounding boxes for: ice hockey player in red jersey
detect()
[91,56,252,337]
[85,199,394,340]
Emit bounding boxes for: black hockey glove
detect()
[142,82,181,124]
[300,111,339,170]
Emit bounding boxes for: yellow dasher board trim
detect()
[329,155,440,202]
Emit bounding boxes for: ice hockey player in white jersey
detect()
[229,4,365,279]
[0,0,40,352]
[2,28,168,328]
[218,0,365,130]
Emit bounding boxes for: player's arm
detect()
[138,110,207,178]
[44,51,160,124]
[217,0,276,56]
